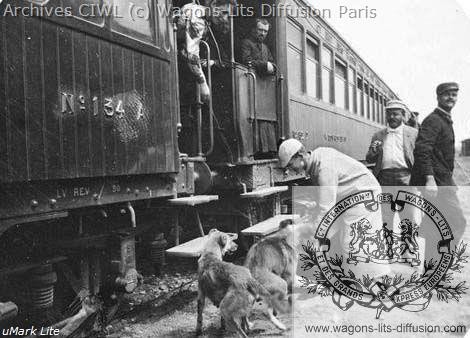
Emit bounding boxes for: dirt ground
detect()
[106,158,470,338]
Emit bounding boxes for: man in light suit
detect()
[366,100,418,186]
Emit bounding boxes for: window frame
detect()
[334,57,347,110]
[27,0,173,60]
[305,34,320,99]
[321,45,334,104]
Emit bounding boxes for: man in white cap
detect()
[278,140,390,277]
[366,100,418,186]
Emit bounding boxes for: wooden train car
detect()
[0,0,186,223]
[0,0,402,332]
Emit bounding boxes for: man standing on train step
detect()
[366,100,418,186]
[410,82,467,245]
[240,19,276,75]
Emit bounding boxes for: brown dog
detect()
[244,219,314,330]
[197,229,273,337]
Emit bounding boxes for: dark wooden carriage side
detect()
[0,0,184,221]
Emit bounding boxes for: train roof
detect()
[297,0,400,100]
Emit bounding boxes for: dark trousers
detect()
[377,168,411,186]
[420,186,467,266]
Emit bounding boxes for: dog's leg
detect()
[220,316,225,331]
[229,318,248,338]
[267,307,287,331]
[196,289,205,335]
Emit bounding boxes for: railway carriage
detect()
[0,0,401,332]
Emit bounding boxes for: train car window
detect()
[111,0,156,44]
[370,88,375,121]
[379,95,384,124]
[287,19,303,49]
[156,0,170,50]
[334,60,347,109]
[306,38,319,98]
[348,67,356,113]
[63,0,105,26]
[321,47,333,103]
[375,92,380,123]
[357,76,364,116]
[364,82,370,119]
[287,20,303,95]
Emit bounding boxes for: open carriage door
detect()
[232,0,283,162]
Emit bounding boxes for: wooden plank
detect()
[58,26,76,177]
[87,35,104,176]
[123,48,136,173]
[0,18,7,181]
[112,45,126,175]
[241,214,300,237]
[100,40,116,175]
[240,186,288,199]
[168,195,219,207]
[143,55,157,172]
[166,232,235,258]
[25,17,46,180]
[42,21,61,179]
[6,16,27,181]
[154,59,165,172]
[161,62,173,172]
[166,235,208,257]
[74,31,92,177]
[132,51,149,173]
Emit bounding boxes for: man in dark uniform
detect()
[240,19,276,75]
[410,82,466,247]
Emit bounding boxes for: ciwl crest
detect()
[347,218,420,267]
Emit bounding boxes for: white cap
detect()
[278,138,303,168]
[385,100,410,116]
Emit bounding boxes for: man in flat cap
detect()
[366,100,418,186]
[411,82,459,188]
[410,82,466,250]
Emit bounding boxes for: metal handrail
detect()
[245,69,258,153]
[278,74,285,139]
[200,40,215,157]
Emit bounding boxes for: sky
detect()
[308,0,470,143]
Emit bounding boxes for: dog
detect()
[244,219,314,330]
[196,229,274,337]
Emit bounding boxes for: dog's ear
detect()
[228,233,238,240]
[209,229,219,235]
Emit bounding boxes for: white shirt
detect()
[381,124,408,170]
[306,147,381,218]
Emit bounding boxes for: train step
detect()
[168,195,219,206]
[240,186,288,199]
[165,233,236,258]
[241,214,300,238]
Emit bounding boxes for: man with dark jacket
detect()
[240,19,276,75]
[411,83,459,188]
[410,82,466,246]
